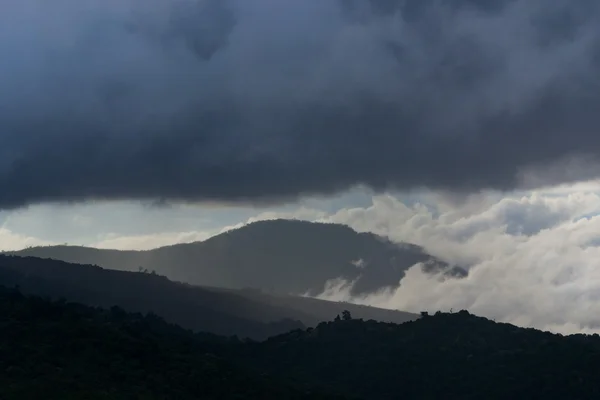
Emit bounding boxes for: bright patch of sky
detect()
[0,186,379,249]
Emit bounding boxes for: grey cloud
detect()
[2,0,600,209]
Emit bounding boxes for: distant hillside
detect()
[8,219,464,295]
[4,287,600,399]
[208,286,417,326]
[0,255,416,339]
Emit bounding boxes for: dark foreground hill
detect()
[244,312,600,399]
[0,286,351,400]
[0,255,416,339]
[3,287,600,400]
[8,219,465,295]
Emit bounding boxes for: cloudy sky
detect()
[3,0,600,333]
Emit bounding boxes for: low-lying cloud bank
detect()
[0,227,55,251]
[3,0,600,208]
[312,183,600,334]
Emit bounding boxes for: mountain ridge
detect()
[7,219,465,296]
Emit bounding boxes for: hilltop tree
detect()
[342,310,352,321]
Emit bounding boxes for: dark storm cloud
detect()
[2,0,600,209]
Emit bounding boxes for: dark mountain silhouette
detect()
[237,311,600,399]
[0,286,353,400]
[4,287,600,399]
[0,254,416,340]
[8,219,465,296]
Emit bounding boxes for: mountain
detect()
[8,219,465,296]
[0,254,416,339]
[4,287,600,399]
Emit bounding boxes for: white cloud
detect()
[0,227,55,251]
[312,182,600,334]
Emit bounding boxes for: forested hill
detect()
[243,312,600,399]
[0,285,351,400]
[3,286,600,399]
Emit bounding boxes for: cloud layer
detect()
[310,183,600,334]
[0,227,54,251]
[2,0,600,209]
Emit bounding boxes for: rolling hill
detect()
[8,219,465,296]
[0,286,353,400]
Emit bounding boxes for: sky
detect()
[0,187,376,250]
[3,0,600,334]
